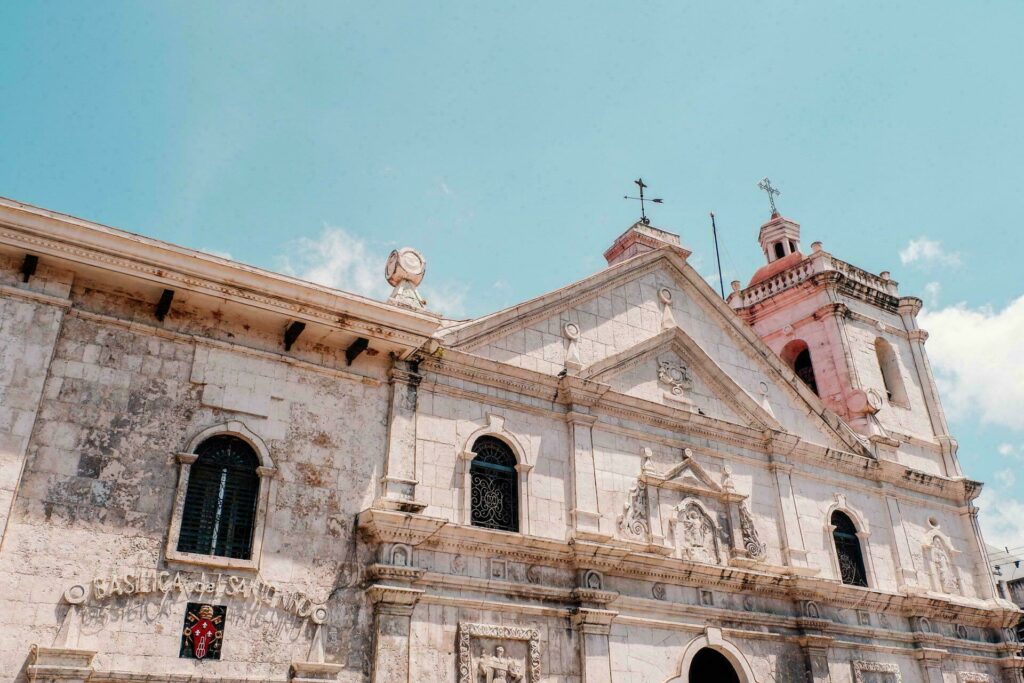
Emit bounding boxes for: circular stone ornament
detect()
[385,247,426,287]
[563,322,580,340]
[63,584,88,604]
[658,287,673,304]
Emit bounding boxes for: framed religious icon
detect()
[180,602,226,660]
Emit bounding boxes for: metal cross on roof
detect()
[757,177,781,216]
[623,178,663,225]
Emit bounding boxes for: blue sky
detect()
[2,3,1022,551]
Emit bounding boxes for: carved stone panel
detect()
[852,661,902,683]
[458,623,541,683]
[618,478,650,541]
[670,499,725,565]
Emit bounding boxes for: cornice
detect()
[357,508,1013,628]
[0,199,440,352]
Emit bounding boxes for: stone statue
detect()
[478,645,523,683]
[678,504,719,564]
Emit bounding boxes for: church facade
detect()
[0,196,1020,683]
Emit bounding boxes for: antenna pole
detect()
[710,211,725,299]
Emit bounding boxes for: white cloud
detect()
[919,295,1024,429]
[978,489,1024,550]
[280,225,467,317]
[899,237,961,268]
[923,281,941,307]
[998,443,1014,456]
[995,468,1016,489]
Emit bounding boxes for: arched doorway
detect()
[689,648,740,683]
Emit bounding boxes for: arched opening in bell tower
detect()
[781,339,819,396]
[688,648,740,683]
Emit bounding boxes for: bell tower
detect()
[729,208,960,477]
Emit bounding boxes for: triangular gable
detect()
[658,455,725,496]
[436,246,871,457]
[580,328,780,431]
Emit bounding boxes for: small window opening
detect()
[789,240,797,253]
[781,340,819,396]
[177,435,260,559]
[831,511,868,587]
[470,436,519,532]
[874,337,908,406]
[773,242,785,260]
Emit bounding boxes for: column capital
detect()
[571,608,617,635]
[367,584,423,616]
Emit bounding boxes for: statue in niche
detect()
[478,645,523,683]
[931,539,960,593]
[676,502,720,564]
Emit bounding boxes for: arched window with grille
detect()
[177,435,261,559]
[831,510,868,587]
[470,436,519,533]
[781,339,819,396]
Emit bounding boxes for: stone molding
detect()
[0,200,440,349]
[457,622,542,683]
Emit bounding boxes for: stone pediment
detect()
[580,327,780,431]
[645,452,736,501]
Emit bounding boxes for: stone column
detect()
[572,607,617,683]
[798,635,833,683]
[367,585,423,683]
[1001,656,1024,683]
[378,359,427,512]
[963,503,999,600]
[567,410,607,540]
[914,647,947,683]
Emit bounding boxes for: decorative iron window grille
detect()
[470,436,519,533]
[831,511,868,587]
[177,435,260,559]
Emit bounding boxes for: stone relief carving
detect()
[525,565,541,585]
[651,583,666,600]
[957,673,991,683]
[929,537,960,594]
[738,502,766,560]
[672,501,721,565]
[458,623,541,683]
[618,478,650,540]
[452,554,466,575]
[658,359,693,396]
[478,645,523,683]
[582,570,603,590]
[852,661,902,683]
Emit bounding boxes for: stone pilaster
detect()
[769,461,810,570]
[798,634,833,683]
[1001,656,1024,683]
[914,647,947,683]
[378,359,427,512]
[572,607,617,683]
[885,495,921,589]
[367,585,423,683]
[567,410,608,540]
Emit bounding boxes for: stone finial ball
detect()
[385,247,426,287]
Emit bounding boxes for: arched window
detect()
[773,242,785,260]
[177,435,260,559]
[470,436,519,532]
[874,338,908,406]
[689,648,740,683]
[781,339,819,396]
[831,511,868,587]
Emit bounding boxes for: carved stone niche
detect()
[634,449,765,566]
[458,623,541,683]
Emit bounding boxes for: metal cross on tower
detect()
[624,178,663,225]
[757,177,781,216]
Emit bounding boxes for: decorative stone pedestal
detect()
[26,646,96,683]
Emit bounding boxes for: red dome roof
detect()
[748,251,805,286]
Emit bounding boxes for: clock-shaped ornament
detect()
[385,247,428,310]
